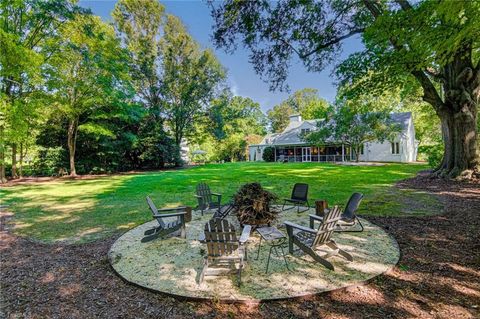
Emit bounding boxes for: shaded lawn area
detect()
[0,162,438,243]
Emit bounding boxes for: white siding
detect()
[358,116,417,163]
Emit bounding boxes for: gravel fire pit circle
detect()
[109,206,399,302]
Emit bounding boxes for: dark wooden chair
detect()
[282,183,310,213]
[284,206,353,270]
[195,182,222,216]
[142,196,187,243]
[199,218,251,286]
[310,193,364,232]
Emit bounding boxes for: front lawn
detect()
[0,162,439,243]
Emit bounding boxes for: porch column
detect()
[294,146,297,162]
[342,144,345,162]
[274,146,277,162]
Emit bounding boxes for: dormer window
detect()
[301,128,311,135]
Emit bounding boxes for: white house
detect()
[248,113,418,163]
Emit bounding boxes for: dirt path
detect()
[1,175,479,318]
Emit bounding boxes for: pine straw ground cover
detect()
[1,173,479,318]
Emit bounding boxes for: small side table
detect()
[255,226,290,273]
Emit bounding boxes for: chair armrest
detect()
[156,206,187,212]
[309,214,323,221]
[211,193,222,197]
[284,221,317,234]
[194,195,202,199]
[309,214,324,228]
[239,225,252,244]
[153,211,187,218]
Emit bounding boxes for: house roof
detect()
[253,112,412,147]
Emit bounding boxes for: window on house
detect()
[300,128,311,135]
[391,142,400,154]
[360,144,364,155]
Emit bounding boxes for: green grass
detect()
[0,162,440,243]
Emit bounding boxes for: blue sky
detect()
[79,0,364,112]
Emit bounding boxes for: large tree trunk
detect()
[67,118,79,177]
[0,141,5,183]
[19,142,24,178]
[11,143,18,179]
[434,47,479,178]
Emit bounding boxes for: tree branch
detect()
[299,28,365,59]
[412,70,444,110]
[363,0,444,111]
[425,67,445,82]
[394,0,413,11]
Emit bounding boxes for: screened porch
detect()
[274,145,357,162]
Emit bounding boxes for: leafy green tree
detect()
[286,88,329,120]
[305,105,400,162]
[113,0,165,117]
[0,0,81,182]
[267,88,329,132]
[209,94,266,140]
[267,103,294,133]
[211,0,480,178]
[205,94,266,162]
[45,14,131,176]
[113,0,182,167]
[160,15,226,147]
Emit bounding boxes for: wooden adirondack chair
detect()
[199,218,251,286]
[284,206,353,270]
[195,182,222,216]
[282,183,310,213]
[142,196,187,243]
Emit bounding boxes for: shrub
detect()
[31,147,68,176]
[420,144,444,168]
[262,146,275,162]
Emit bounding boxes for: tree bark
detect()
[354,146,360,163]
[434,47,479,178]
[11,143,18,179]
[67,117,79,177]
[0,141,5,183]
[362,0,479,178]
[19,142,24,178]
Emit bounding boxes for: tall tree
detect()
[209,94,266,140]
[267,103,294,133]
[45,14,131,176]
[112,0,165,117]
[211,0,480,178]
[267,88,330,132]
[160,15,225,147]
[0,0,80,182]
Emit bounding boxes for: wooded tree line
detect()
[0,0,266,182]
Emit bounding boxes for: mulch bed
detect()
[1,174,479,318]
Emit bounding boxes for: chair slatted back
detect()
[196,183,213,206]
[313,206,342,246]
[343,193,364,219]
[291,183,309,201]
[146,196,165,228]
[204,218,239,257]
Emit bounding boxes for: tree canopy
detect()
[211,0,480,178]
[267,88,329,132]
